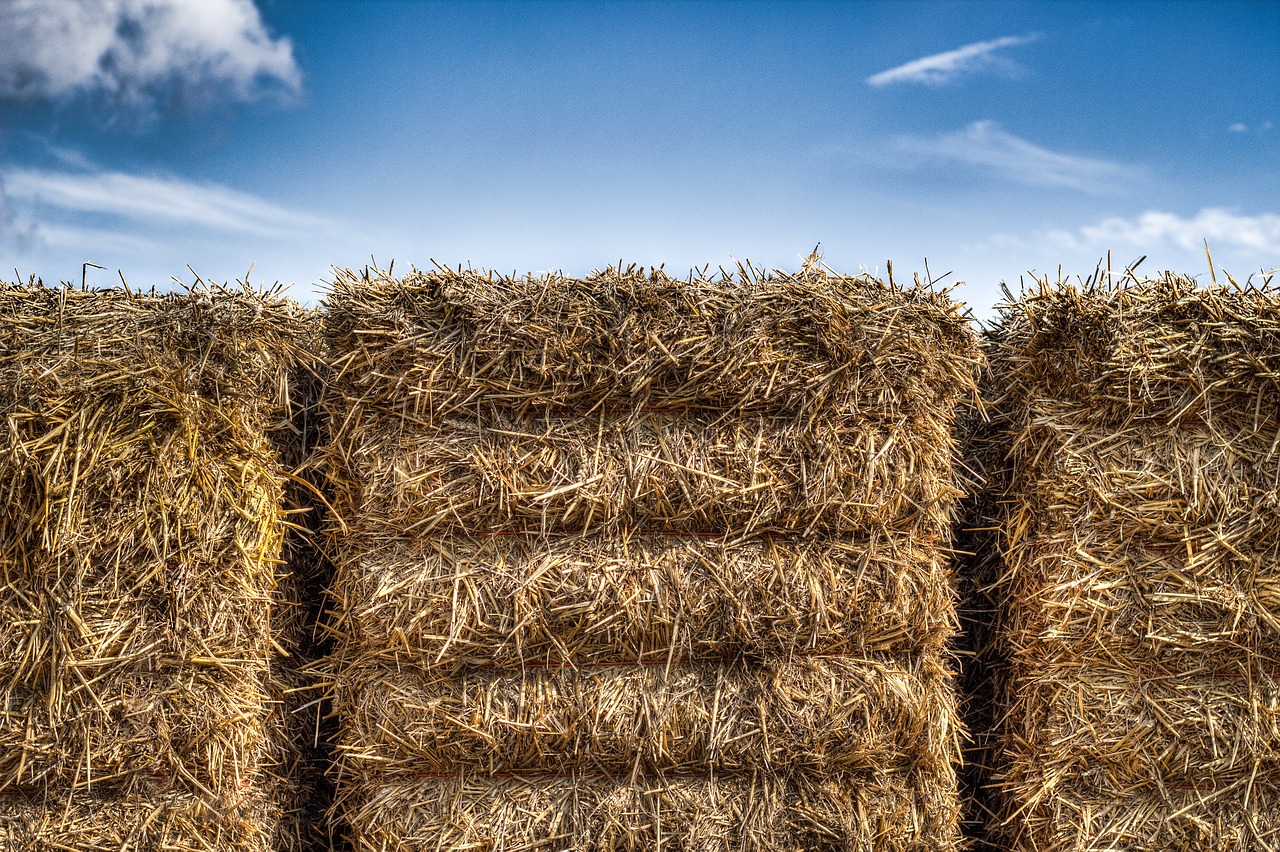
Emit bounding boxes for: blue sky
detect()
[1,0,1277,315]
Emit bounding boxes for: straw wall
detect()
[321,263,980,851]
[0,283,314,851]
[981,275,1280,850]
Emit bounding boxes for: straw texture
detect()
[341,772,960,852]
[335,655,956,778]
[321,264,977,417]
[0,788,277,852]
[333,533,955,667]
[326,407,957,537]
[0,282,315,851]
[321,263,980,851]
[981,274,1280,851]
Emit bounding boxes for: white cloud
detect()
[894,120,1139,193]
[867,33,1040,87]
[3,165,330,239]
[1049,208,1280,256]
[0,0,300,109]
[1229,123,1249,133]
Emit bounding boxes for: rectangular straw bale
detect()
[335,655,957,778]
[332,533,955,666]
[321,264,979,851]
[988,274,1280,428]
[323,265,980,419]
[1005,666,1280,788]
[1009,423,1279,547]
[325,406,957,538]
[0,283,312,848]
[0,787,277,852]
[339,771,960,852]
[982,275,1280,851]
[1011,780,1280,851]
[1001,526,1279,656]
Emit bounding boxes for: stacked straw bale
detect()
[0,282,315,851]
[982,274,1280,850]
[321,263,980,850]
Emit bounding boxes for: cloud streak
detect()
[867,33,1039,87]
[1050,208,1280,257]
[3,165,330,240]
[0,0,300,110]
[893,120,1139,193]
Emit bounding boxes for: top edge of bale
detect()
[985,273,1280,423]
[321,262,983,415]
[0,281,321,405]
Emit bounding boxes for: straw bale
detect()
[987,273,1280,428]
[0,283,313,847]
[320,264,977,850]
[981,275,1280,851]
[1009,422,1279,545]
[340,771,960,852]
[323,264,980,419]
[1007,779,1280,851]
[324,407,957,539]
[335,655,957,778]
[1006,666,1279,788]
[0,786,277,852]
[1001,531,1279,657]
[332,533,954,667]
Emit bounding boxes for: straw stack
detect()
[0,282,315,851]
[982,273,1280,850]
[320,262,981,850]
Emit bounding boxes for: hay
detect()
[332,533,954,667]
[323,264,978,418]
[0,787,276,852]
[320,263,980,851]
[981,273,1280,851]
[0,282,314,850]
[335,655,957,777]
[989,275,1280,429]
[326,408,957,538]
[339,772,959,852]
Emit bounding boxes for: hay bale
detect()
[335,655,957,777]
[1009,781,1280,850]
[326,408,957,537]
[0,282,313,850]
[332,533,954,667]
[339,772,960,852]
[0,787,276,852]
[988,275,1280,429]
[320,264,980,851]
[323,264,978,418]
[982,274,1280,850]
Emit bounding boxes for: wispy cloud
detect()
[867,33,1040,87]
[3,165,330,239]
[0,175,39,252]
[1048,208,1280,256]
[0,0,300,111]
[893,120,1139,193]
[1228,123,1249,133]
[34,223,162,256]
